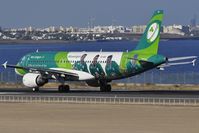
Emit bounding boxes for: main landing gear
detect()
[99,81,112,92]
[58,85,70,92]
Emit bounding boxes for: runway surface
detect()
[0,88,199,99]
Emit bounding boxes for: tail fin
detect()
[134,10,164,54]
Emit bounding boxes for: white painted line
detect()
[0,92,25,95]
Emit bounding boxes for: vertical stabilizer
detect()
[134,10,164,54]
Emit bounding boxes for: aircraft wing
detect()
[157,56,197,70]
[2,61,94,81]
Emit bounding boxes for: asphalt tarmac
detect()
[0,88,199,99]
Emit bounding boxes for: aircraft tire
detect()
[100,86,106,92]
[58,85,70,92]
[100,84,111,92]
[106,84,112,92]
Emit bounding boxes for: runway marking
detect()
[0,92,26,95]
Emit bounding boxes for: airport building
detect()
[132,25,147,34]
[163,25,185,35]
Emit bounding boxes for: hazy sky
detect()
[0,0,199,28]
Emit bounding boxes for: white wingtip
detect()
[2,61,8,69]
[192,59,196,66]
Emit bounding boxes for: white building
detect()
[59,26,66,32]
[132,25,147,33]
[66,27,78,33]
[44,26,57,32]
[163,25,185,36]
[93,25,125,33]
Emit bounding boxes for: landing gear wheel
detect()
[100,86,105,92]
[32,87,39,92]
[100,84,112,92]
[106,84,111,92]
[58,85,70,92]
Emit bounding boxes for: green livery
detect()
[10,10,168,92]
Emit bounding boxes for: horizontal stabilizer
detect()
[168,56,197,62]
[163,59,196,67]
[2,61,8,69]
[157,56,197,70]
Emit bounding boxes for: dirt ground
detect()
[0,103,198,133]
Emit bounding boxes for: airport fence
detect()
[0,95,199,106]
[1,70,198,85]
[121,71,199,84]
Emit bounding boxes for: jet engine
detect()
[22,73,48,88]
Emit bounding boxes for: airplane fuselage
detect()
[15,51,167,81]
[2,10,169,91]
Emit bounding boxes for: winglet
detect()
[2,61,8,69]
[192,59,196,66]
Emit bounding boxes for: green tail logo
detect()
[134,10,164,55]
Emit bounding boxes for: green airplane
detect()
[2,10,197,92]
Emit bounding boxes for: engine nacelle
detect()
[22,73,48,88]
